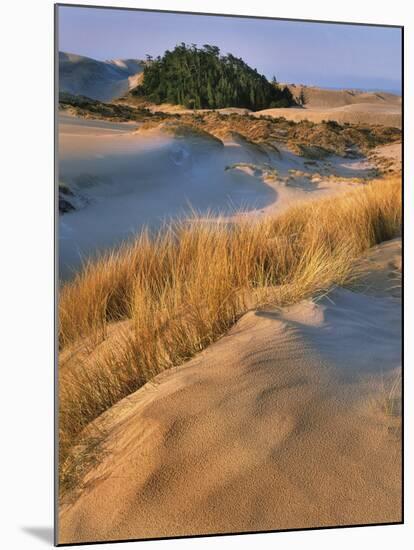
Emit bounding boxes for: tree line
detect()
[132,43,296,110]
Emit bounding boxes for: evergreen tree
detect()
[133,44,297,111]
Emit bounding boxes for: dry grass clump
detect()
[59,92,165,123]
[58,177,401,494]
[175,112,401,156]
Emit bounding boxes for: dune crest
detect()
[59,239,401,544]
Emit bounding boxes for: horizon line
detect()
[58,49,402,96]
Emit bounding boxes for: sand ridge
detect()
[117,85,401,128]
[59,239,402,544]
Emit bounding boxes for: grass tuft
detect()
[58,176,401,496]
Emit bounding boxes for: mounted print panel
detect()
[55,4,403,545]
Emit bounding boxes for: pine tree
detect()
[134,44,296,110]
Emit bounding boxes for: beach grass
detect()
[58,176,401,495]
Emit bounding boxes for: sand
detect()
[369,143,402,173]
[263,86,402,128]
[59,52,143,102]
[351,237,402,299]
[284,85,401,107]
[58,238,402,544]
[58,115,275,279]
[58,115,381,280]
[254,104,401,128]
[256,85,401,127]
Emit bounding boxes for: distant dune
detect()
[285,84,401,109]
[255,105,401,128]
[59,52,143,102]
[256,85,401,127]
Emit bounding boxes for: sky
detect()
[58,6,402,93]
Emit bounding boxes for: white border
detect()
[1,1,412,548]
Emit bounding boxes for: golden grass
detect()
[58,177,401,495]
[143,111,400,154]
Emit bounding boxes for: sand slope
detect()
[59,239,402,544]
[369,143,402,173]
[286,85,401,109]
[59,52,143,102]
[58,115,387,280]
[263,86,401,127]
[255,104,401,128]
[268,85,401,128]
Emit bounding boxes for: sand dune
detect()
[285,85,401,109]
[58,116,275,278]
[58,115,388,279]
[59,238,401,544]
[59,52,143,102]
[255,104,401,128]
[257,85,401,127]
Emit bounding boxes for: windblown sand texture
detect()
[59,239,402,544]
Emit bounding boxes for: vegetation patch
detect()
[59,177,401,497]
[225,162,279,181]
[59,92,165,123]
[59,94,401,160]
[131,43,296,110]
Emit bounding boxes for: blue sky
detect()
[58,6,402,93]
